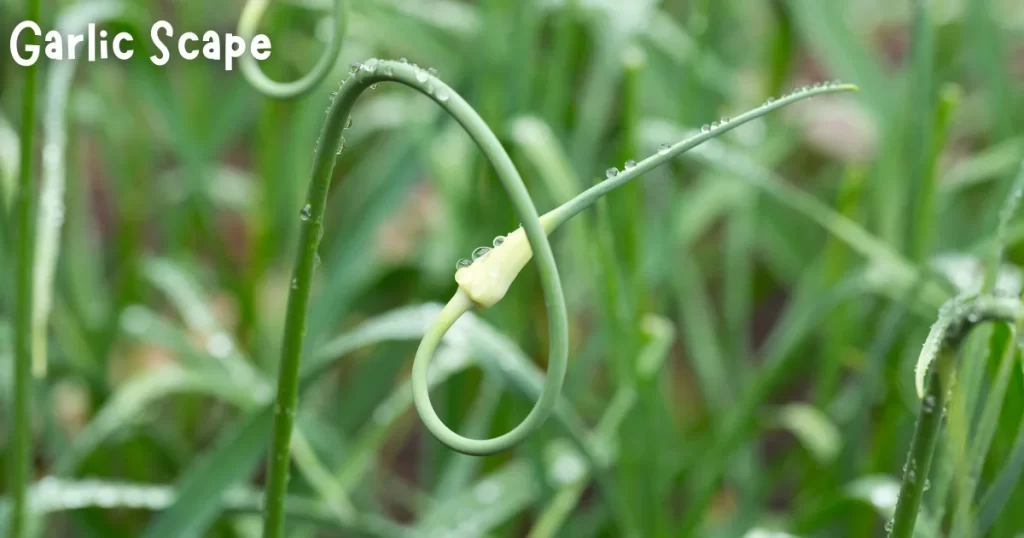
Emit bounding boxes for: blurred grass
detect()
[1,0,1024,537]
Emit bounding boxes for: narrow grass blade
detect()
[673,256,729,412]
[0,478,398,536]
[55,366,267,475]
[10,0,43,530]
[978,412,1024,532]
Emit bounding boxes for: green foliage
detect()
[2,0,1024,537]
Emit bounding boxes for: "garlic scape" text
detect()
[10,21,271,70]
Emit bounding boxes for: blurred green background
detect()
[1,0,1024,536]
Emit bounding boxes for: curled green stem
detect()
[266,59,857,535]
[914,294,1024,397]
[238,0,348,99]
[895,292,1024,537]
[412,289,568,455]
[263,59,568,537]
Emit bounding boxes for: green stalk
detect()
[888,348,950,538]
[9,0,41,534]
[909,84,960,263]
[895,293,1024,537]
[264,60,856,535]
[904,0,934,262]
[262,59,568,536]
[237,0,349,99]
[766,0,794,96]
[545,83,859,229]
[950,322,1018,537]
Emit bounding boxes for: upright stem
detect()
[260,88,347,537]
[9,0,42,534]
[889,348,950,538]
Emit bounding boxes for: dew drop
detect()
[701,124,710,133]
[370,83,379,90]
[362,59,379,73]
[399,57,409,64]
[606,167,619,178]
[659,143,671,155]
[416,70,429,83]
[720,116,729,124]
[472,246,491,260]
[711,121,720,129]
[885,519,894,532]
[299,204,312,221]
[765,97,776,105]
[923,394,936,413]
[492,235,505,247]
[346,115,353,128]
[624,160,637,170]
[313,253,321,268]
[384,65,394,76]
[329,91,337,100]
[336,137,347,155]
[428,67,439,76]
[436,89,449,102]
[923,479,931,491]
[349,62,362,74]
[290,278,298,290]
[456,258,472,270]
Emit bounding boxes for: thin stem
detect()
[262,59,568,537]
[950,323,1018,536]
[10,0,41,534]
[238,0,348,99]
[984,161,1024,290]
[411,289,569,455]
[545,83,858,230]
[888,347,950,538]
[895,292,1024,536]
[30,1,155,382]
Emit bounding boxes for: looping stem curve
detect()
[262,59,568,537]
[237,0,349,99]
